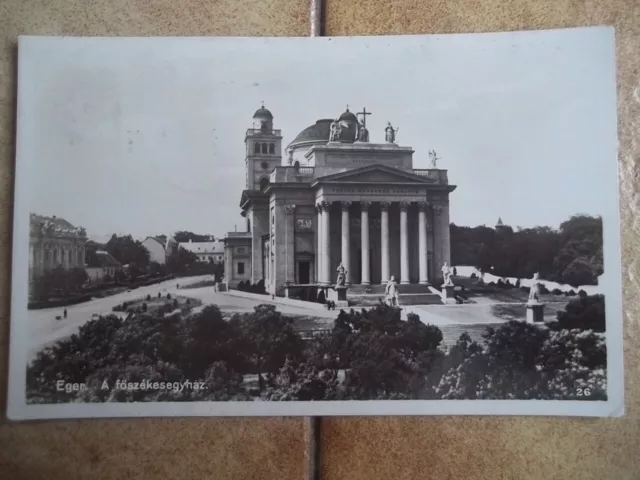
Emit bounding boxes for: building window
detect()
[238,262,245,275]
[254,143,260,154]
[261,143,268,154]
[269,143,275,154]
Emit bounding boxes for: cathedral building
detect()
[224,105,456,296]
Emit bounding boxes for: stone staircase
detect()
[346,284,443,306]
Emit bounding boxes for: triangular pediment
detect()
[313,164,434,185]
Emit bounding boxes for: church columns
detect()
[340,201,352,285]
[418,201,429,285]
[380,202,390,284]
[320,201,331,285]
[360,201,371,286]
[316,205,323,283]
[284,204,296,284]
[400,201,410,284]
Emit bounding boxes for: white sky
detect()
[16,27,617,240]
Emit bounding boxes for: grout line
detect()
[307,5,324,479]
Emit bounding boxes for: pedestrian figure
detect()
[63,308,67,319]
[177,283,180,289]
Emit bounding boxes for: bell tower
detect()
[245,103,283,191]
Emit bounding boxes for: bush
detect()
[141,302,147,312]
[552,288,563,295]
[146,294,151,301]
[552,294,605,333]
[433,320,607,400]
[167,293,172,300]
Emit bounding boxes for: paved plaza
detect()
[27,275,569,358]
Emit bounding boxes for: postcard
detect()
[8,26,623,419]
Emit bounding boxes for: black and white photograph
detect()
[8,27,623,419]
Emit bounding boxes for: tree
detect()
[229,304,304,392]
[173,231,214,243]
[450,214,602,286]
[553,294,605,333]
[166,247,198,274]
[106,234,150,272]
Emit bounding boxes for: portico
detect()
[314,198,444,286]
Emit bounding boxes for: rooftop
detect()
[30,213,86,237]
[86,250,121,268]
[178,241,224,255]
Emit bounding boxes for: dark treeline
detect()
[451,214,603,287]
[26,296,606,403]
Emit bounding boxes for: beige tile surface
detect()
[1,1,639,478]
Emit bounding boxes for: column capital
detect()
[432,204,444,215]
[340,201,352,211]
[379,201,392,211]
[320,200,332,211]
[284,204,296,215]
[399,201,411,211]
[417,201,429,211]
[360,201,372,211]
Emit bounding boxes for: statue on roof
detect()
[429,150,440,168]
[355,122,369,142]
[329,118,342,142]
[385,122,398,143]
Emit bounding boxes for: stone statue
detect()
[287,148,294,165]
[336,262,347,287]
[329,119,342,142]
[385,276,399,307]
[429,150,440,168]
[385,122,397,143]
[528,272,541,303]
[441,262,454,286]
[356,122,369,142]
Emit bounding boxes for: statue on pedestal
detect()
[336,262,347,287]
[528,272,541,303]
[441,262,454,286]
[385,276,399,307]
[385,122,398,143]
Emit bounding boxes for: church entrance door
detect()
[298,261,310,285]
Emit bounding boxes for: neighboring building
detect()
[29,213,88,284]
[178,240,225,263]
[140,235,181,264]
[142,236,169,264]
[224,105,457,294]
[85,250,122,284]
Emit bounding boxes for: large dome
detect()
[289,119,333,146]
